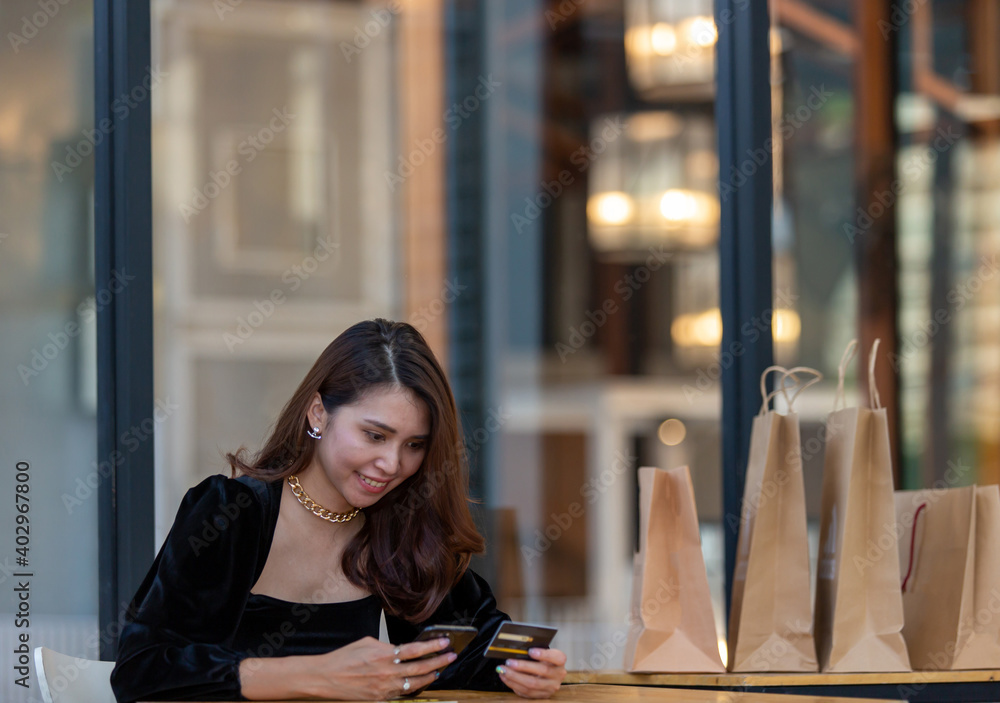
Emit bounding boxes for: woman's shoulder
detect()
[158,474,283,571]
[181,473,279,507]
[174,473,281,536]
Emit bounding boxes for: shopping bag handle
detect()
[783,366,823,409]
[901,502,928,592]
[833,339,859,412]
[868,338,883,410]
[759,365,823,415]
[759,365,792,415]
[833,338,884,410]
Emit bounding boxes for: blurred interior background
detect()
[1,0,999,694]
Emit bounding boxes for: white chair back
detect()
[33,647,115,703]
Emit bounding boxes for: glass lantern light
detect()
[586,110,719,261]
[624,0,716,102]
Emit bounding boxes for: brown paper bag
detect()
[623,466,725,672]
[895,485,1000,670]
[727,366,819,672]
[814,339,910,672]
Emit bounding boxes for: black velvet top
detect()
[111,474,509,702]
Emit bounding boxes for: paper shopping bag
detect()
[814,339,910,672]
[727,366,819,672]
[623,466,725,672]
[895,485,1000,670]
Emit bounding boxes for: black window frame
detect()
[94,0,155,659]
[714,0,775,621]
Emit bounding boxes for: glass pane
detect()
[143,0,1000,686]
[893,1,1000,490]
[151,0,400,531]
[151,0,727,674]
[0,3,98,700]
[776,2,1000,480]
[769,0,856,599]
[487,0,725,667]
[774,0,1000,626]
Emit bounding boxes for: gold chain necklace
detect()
[287,475,360,523]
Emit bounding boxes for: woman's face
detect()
[300,385,430,513]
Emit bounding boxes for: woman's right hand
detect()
[311,635,457,700]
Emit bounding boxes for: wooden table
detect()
[168,683,899,702]
[564,670,1000,702]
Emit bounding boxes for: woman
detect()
[111,319,566,701]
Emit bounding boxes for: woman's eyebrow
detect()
[364,418,397,433]
[363,418,429,440]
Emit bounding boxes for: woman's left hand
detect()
[496,647,567,699]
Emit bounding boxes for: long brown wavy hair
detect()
[228,318,485,622]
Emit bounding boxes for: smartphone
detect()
[411,624,478,660]
[483,621,557,660]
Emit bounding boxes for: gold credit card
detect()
[483,621,557,660]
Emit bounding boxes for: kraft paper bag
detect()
[814,339,910,672]
[727,366,820,672]
[895,485,1000,670]
[623,466,725,672]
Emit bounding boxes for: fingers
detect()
[496,664,559,699]
[497,650,565,699]
[502,656,566,683]
[501,658,550,678]
[397,672,437,697]
[395,637,452,662]
[402,651,457,677]
[529,647,567,667]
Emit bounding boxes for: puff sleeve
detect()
[111,475,267,703]
[385,569,510,692]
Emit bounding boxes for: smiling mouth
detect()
[360,475,389,488]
